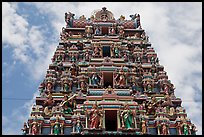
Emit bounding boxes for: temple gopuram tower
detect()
[22,7,197,135]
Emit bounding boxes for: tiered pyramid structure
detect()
[22,7,197,135]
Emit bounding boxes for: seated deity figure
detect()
[93,47,101,57]
[43,93,55,116]
[120,104,134,129]
[60,94,76,115]
[88,104,103,129]
[80,81,87,91]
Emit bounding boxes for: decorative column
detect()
[50,123,54,135]
[38,123,42,134]
[117,110,121,130]
[61,123,64,135]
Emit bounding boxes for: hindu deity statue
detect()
[31,118,39,135]
[176,122,182,135]
[161,123,169,135]
[120,104,135,129]
[91,72,101,86]
[183,122,189,135]
[141,119,147,134]
[88,104,103,129]
[21,122,29,135]
[53,117,61,135]
[60,94,76,115]
[43,93,55,116]
[75,118,83,134]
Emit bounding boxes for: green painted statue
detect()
[183,123,188,135]
[121,104,134,129]
[53,122,60,135]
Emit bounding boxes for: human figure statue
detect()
[21,122,29,135]
[63,83,69,92]
[95,26,101,35]
[43,93,55,116]
[80,81,87,91]
[88,104,103,129]
[65,12,75,28]
[190,124,197,135]
[183,123,189,135]
[60,94,76,114]
[176,122,182,135]
[53,117,61,135]
[163,84,169,95]
[104,85,115,95]
[91,72,101,86]
[120,104,134,129]
[130,13,140,29]
[161,123,168,135]
[46,82,53,91]
[114,46,120,57]
[141,119,147,134]
[75,118,83,134]
[31,120,39,135]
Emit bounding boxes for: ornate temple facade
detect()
[22,7,197,135]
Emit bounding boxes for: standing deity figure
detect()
[75,118,83,134]
[120,104,134,129]
[31,120,39,135]
[114,46,120,57]
[21,122,29,135]
[183,123,189,135]
[53,117,61,135]
[88,104,103,129]
[176,122,182,135]
[190,124,197,135]
[161,123,168,135]
[141,120,147,134]
[95,26,101,35]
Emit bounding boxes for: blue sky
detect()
[2,2,202,135]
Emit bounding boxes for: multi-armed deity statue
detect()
[23,7,197,135]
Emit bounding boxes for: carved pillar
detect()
[157,125,160,135]
[134,116,137,128]
[117,110,121,129]
[85,113,88,128]
[38,123,42,134]
[29,123,32,135]
[50,123,54,135]
[61,123,64,135]
[102,110,105,129]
